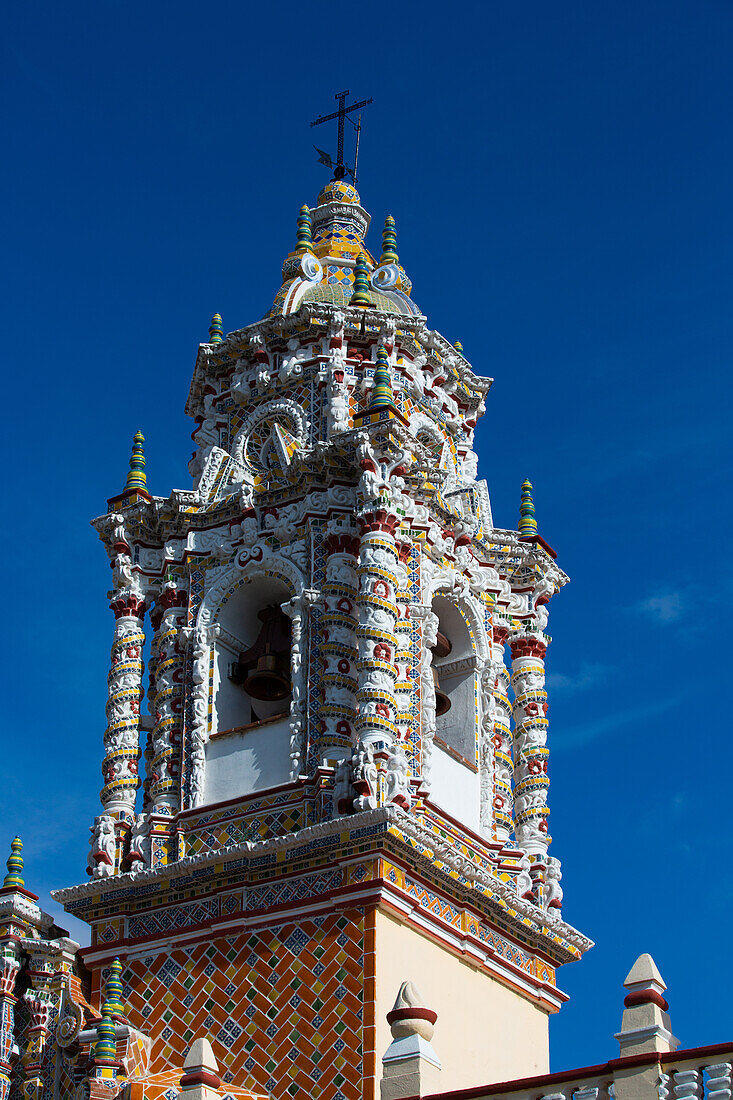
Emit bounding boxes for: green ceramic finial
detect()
[92,1014,117,1063]
[209,314,223,344]
[369,345,394,410]
[296,205,313,252]
[3,837,23,890]
[102,958,125,1019]
[519,478,537,538]
[454,340,464,354]
[350,252,372,307]
[380,215,399,265]
[124,431,147,492]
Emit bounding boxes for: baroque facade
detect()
[0,175,729,1100]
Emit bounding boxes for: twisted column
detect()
[0,948,20,1100]
[102,594,146,819]
[355,512,400,750]
[392,541,414,744]
[149,586,188,814]
[509,632,550,861]
[320,533,359,763]
[488,625,513,843]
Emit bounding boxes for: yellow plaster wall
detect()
[375,910,550,1095]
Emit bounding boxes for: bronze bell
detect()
[243,651,290,701]
[431,629,452,716]
[230,605,291,702]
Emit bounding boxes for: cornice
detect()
[185,303,492,421]
[52,806,591,961]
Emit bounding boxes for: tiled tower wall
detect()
[98,907,376,1100]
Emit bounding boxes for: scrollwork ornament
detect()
[56,989,83,1048]
[300,253,323,282]
[371,263,399,290]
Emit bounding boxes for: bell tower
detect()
[54,175,591,1100]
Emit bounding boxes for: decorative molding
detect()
[52,806,593,958]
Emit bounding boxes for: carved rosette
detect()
[355,517,400,748]
[149,587,188,813]
[101,595,146,817]
[509,631,550,859]
[320,532,359,758]
[0,949,20,1100]
[489,625,513,843]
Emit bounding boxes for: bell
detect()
[243,651,290,701]
[431,629,452,715]
[230,605,292,702]
[433,667,451,716]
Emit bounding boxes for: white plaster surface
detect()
[435,668,478,763]
[204,718,291,804]
[212,640,252,732]
[429,742,480,833]
[375,911,550,1098]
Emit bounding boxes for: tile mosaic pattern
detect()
[118,908,373,1100]
[124,1069,263,1100]
[183,791,307,857]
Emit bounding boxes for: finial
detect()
[180,1037,221,1093]
[92,1014,118,1064]
[624,953,667,993]
[369,345,394,410]
[350,252,372,307]
[387,981,437,1041]
[208,314,223,344]
[380,215,399,265]
[3,837,23,890]
[518,478,537,538]
[453,340,464,354]
[296,205,313,252]
[617,953,678,1057]
[102,958,125,1019]
[382,980,441,1100]
[124,431,147,492]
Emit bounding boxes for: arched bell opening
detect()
[205,575,295,807]
[214,577,293,734]
[428,594,481,832]
[431,596,476,752]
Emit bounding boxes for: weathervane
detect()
[311,90,373,185]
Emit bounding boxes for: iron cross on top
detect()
[311,90,373,183]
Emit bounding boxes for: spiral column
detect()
[149,587,188,814]
[392,541,414,744]
[509,631,550,861]
[354,511,400,751]
[320,533,360,764]
[102,594,146,821]
[489,624,513,843]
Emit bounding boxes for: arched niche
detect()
[205,573,294,805]
[429,593,482,832]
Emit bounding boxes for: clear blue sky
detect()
[3,0,731,1072]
